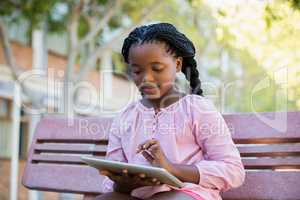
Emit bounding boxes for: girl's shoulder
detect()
[186,94,218,114]
[186,94,215,106]
[112,101,138,119]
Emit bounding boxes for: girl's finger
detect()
[122,168,128,174]
[136,144,144,153]
[148,144,159,155]
[143,139,157,150]
[140,179,154,186]
[122,169,129,178]
[137,141,149,153]
[137,140,151,153]
[99,170,110,176]
[132,174,142,184]
[109,174,122,183]
[137,139,158,153]
[137,146,146,153]
[139,173,146,178]
[144,178,159,186]
[142,150,155,163]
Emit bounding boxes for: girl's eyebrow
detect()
[130,63,140,66]
[131,63,141,67]
[149,61,164,65]
[131,62,163,67]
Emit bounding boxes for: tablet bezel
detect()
[81,156,184,188]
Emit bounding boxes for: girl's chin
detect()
[142,92,161,99]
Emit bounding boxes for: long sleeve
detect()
[192,98,245,192]
[101,116,128,193]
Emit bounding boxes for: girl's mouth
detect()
[142,87,157,94]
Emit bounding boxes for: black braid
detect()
[121,22,203,96]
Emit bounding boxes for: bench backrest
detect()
[22,112,300,199]
[221,111,300,200]
[22,116,112,195]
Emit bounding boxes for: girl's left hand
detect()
[136,139,172,170]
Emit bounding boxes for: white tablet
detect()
[81,156,184,188]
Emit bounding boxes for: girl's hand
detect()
[99,169,161,189]
[136,139,173,170]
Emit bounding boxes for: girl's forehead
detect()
[128,42,173,63]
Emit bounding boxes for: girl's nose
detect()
[143,71,155,82]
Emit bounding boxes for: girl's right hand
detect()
[99,169,161,188]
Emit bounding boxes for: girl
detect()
[96,22,245,200]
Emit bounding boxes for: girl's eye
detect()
[133,71,141,75]
[153,68,163,72]
[152,64,164,72]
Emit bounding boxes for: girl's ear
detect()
[176,57,183,72]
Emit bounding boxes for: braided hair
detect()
[121,22,203,96]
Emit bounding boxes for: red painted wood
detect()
[33,116,113,141]
[238,143,300,157]
[222,171,300,200]
[23,164,105,194]
[22,116,112,195]
[242,157,300,169]
[83,194,97,200]
[34,143,107,154]
[22,112,300,199]
[224,111,300,143]
[31,154,104,164]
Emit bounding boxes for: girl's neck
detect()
[141,87,186,111]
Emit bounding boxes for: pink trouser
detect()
[175,188,205,200]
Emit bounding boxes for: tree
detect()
[0,0,165,114]
[190,0,300,112]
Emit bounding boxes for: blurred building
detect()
[0,40,140,159]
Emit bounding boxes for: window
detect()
[0,99,11,120]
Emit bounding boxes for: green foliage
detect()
[289,0,300,10]
[78,16,89,38]
[212,0,299,111]
[112,52,126,73]
[1,0,298,112]
[0,0,61,27]
[264,4,283,29]
[0,1,17,17]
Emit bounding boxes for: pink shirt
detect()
[102,94,245,200]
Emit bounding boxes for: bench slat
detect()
[32,154,105,164]
[35,143,107,154]
[22,164,105,194]
[238,143,300,157]
[242,157,300,169]
[224,112,300,143]
[32,154,86,164]
[33,117,113,141]
[222,171,300,200]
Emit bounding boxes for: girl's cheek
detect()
[132,78,141,86]
[132,75,142,83]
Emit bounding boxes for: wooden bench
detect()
[22,112,300,200]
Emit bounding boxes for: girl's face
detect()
[128,42,182,99]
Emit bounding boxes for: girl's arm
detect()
[164,162,200,184]
[102,117,131,193]
[190,98,245,191]
[137,140,201,184]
